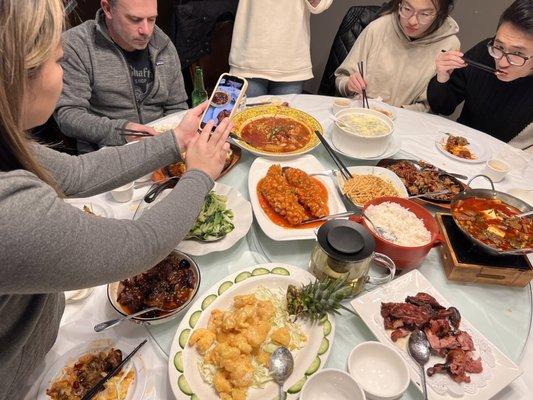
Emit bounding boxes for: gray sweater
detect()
[0,132,213,399]
[55,9,188,153]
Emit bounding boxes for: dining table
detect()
[26,94,533,400]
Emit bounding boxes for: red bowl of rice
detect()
[350,197,443,271]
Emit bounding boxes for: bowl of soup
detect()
[332,108,394,158]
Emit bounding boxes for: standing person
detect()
[0,0,232,398]
[55,0,188,153]
[335,0,459,111]
[229,0,333,98]
[428,0,533,149]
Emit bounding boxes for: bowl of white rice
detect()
[352,197,442,270]
[333,108,394,158]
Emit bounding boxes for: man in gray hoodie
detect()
[55,0,188,153]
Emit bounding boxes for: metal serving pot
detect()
[450,175,533,256]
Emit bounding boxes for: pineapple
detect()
[286,278,358,321]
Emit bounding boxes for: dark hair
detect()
[380,0,455,36]
[499,0,533,36]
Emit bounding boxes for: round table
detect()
[27,94,533,400]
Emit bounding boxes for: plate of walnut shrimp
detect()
[168,264,335,400]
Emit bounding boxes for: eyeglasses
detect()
[398,3,436,25]
[487,41,531,67]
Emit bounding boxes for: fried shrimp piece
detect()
[284,167,328,218]
[271,327,291,347]
[188,328,216,354]
[214,371,233,394]
[258,165,307,225]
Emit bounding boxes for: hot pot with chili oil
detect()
[451,187,533,255]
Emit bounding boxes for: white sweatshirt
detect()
[229,0,333,82]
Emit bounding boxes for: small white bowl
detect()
[301,368,366,400]
[110,182,134,203]
[332,98,352,114]
[332,108,394,158]
[347,342,410,400]
[482,159,511,183]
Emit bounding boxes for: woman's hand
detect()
[436,50,466,83]
[185,118,232,180]
[345,72,367,96]
[173,102,209,152]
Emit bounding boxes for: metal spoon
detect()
[516,210,533,218]
[93,306,168,332]
[408,329,431,400]
[270,347,294,400]
[361,210,398,242]
[409,190,450,200]
[300,211,356,225]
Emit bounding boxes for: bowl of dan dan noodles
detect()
[332,108,394,158]
[336,166,408,207]
[350,197,442,270]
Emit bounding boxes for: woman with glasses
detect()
[335,0,458,111]
[428,0,532,149]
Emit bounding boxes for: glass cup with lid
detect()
[309,219,396,295]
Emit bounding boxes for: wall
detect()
[306,0,514,93]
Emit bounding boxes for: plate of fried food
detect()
[436,134,490,164]
[231,105,322,158]
[38,339,147,400]
[151,144,241,184]
[248,155,347,241]
[168,263,335,400]
[351,269,522,400]
[334,166,408,207]
[378,159,466,209]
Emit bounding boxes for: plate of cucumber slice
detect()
[168,263,336,400]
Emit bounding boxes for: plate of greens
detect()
[135,183,252,256]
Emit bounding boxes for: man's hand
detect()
[123,122,158,142]
[436,50,466,83]
[173,102,209,152]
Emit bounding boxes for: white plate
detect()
[336,166,408,207]
[351,270,522,400]
[147,111,187,133]
[168,263,336,400]
[325,126,402,160]
[435,135,490,164]
[37,339,147,400]
[136,183,252,256]
[177,183,253,256]
[64,198,115,218]
[248,155,346,241]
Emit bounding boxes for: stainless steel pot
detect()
[451,175,533,256]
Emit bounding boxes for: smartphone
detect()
[199,73,248,131]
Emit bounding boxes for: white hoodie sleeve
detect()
[305,0,333,14]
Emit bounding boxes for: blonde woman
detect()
[0,0,231,398]
[335,0,459,111]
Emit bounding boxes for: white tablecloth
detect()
[26,94,532,400]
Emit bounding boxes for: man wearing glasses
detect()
[428,0,532,150]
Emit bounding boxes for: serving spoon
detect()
[270,347,294,400]
[94,306,170,332]
[408,329,431,400]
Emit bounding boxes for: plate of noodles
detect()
[335,166,408,207]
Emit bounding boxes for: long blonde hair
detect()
[0,0,64,190]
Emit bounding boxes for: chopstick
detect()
[440,50,499,74]
[115,127,153,137]
[357,61,370,109]
[314,130,353,181]
[246,101,272,107]
[80,339,147,400]
[463,56,499,74]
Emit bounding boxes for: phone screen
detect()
[200,76,244,130]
